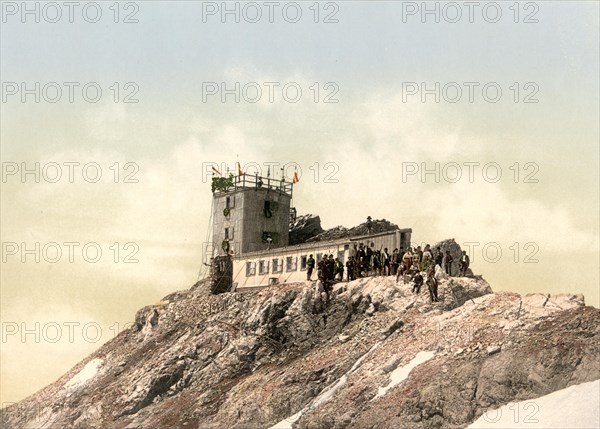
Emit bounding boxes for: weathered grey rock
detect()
[289,214,325,245]
[306,218,399,243]
[2,276,598,429]
[382,319,404,337]
[338,334,351,343]
[432,238,464,277]
[486,345,501,355]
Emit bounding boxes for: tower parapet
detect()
[212,174,293,197]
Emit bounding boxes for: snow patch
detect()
[269,342,382,429]
[468,379,600,429]
[64,358,103,390]
[313,342,381,408]
[269,410,303,429]
[373,350,435,400]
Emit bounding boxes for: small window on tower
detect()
[224,228,230,239]
[226,197,231,209]
[264,200,273,219]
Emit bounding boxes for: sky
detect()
[1,0,599,405]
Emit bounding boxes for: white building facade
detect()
[232,229,412,290]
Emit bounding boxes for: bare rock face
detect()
[2,276,598,429]
[306,218,399,243]
[432,238,464,276]
[289,215,399,245]
[289,214,325,245]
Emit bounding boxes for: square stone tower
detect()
[212,174,292,255]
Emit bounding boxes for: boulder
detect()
[432,238,464,277]
[289,214,325,245]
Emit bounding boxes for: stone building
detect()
[209,174,411,292]
[212,173,292,255]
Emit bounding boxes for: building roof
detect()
[233,227,412,260]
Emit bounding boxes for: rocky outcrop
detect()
[432,238,465,276]
[306,218,399,243]
[2,275,598,429]
[289,214,325,245]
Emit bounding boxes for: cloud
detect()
[362,92,462,161]
[84,103,131,143]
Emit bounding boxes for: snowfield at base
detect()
[468,379,600,429]
[373,350,436,400]
[64,358,103,390]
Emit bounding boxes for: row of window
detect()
[245,250,347,277]
[246,256,306,276]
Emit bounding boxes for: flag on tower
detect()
[293,170,300,183]
[212,166,221,176]
[237,162,244,176]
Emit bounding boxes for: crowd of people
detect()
[307,243,471,303]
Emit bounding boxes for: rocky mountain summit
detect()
[289,214,400,245]
[2,267,599,428]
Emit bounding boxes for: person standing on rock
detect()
[459,250,470,277]
[444,250,454,276]
[421,245,432,271]
[434,246,443,268]
[351,243,358,259]
[397,246,405,273]
[412,248,421,272]
[316,258,331,304]
[402,247,413,275]
[396,248,407,282]
[327,255,335,282]
[346,256,356,282]
[318,257,327,281]
[335,257,344,281]
[356,244,366,276]
[307,254,315,281]
[371,250,381,276]
[426,266,439,302]
[365,245,373,275]
[325,258,336,295]
[382,248,391,276]
[391,248,400,276]
[412,271,424,294]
